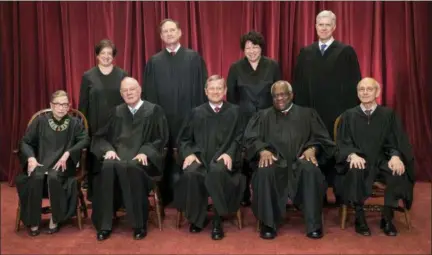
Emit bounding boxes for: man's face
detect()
[205,79,226,104]
[357,80,380,104]
[96,47,114,67]
[50,96,70,119]
[120,80,141,106]
[272,85,293,111]
[160,21,182,45]
[315,17,335,41]
[244,41,262,63]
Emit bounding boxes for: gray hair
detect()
[205,74,225,88]
[316,10,336,25]
[358,77,381,90]
[271,80,293,95]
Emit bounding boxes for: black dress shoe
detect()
[45,226,60,235]
[133,228,147,240]
[259,225,276,240]
[355,218,371,236]
[306,229,323,239]
[97,230,111,241]
[211,221,224,240]
[240,200,251,207]
[28,228,40,237]
[189,224,203,233]
[380,219,398,236]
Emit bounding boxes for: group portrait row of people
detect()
[16,10,414,242]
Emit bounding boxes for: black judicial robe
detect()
[335,105,415,208]
[227,56,282,125]
[143,47,208,142]
[79,66,128,136]
[174,102,246,226]
[91,102,169,173]
[16,114,89,226]
[293,40,361,135]
[244,105,335,228]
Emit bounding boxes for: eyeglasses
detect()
[52,102,70,108]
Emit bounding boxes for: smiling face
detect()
[272,83,293,111]
[316,16,336,41]
[160,20,182,46]
[97,46,114,67]
[205,78,226,104]
[357,78,380,104]
[120,78,142,106]
[244,40,262,63]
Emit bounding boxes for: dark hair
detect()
[240,31,265,50]
[95,39,117,57]
[159,19,181,32]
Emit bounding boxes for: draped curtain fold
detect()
[1,1,431,184]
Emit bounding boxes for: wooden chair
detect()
[172,148,243,230]
[334,115,412,230]
[147,147,167,231]
[14,108,89,232]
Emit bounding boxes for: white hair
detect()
[271,80,293,94]
[316,10,336,25]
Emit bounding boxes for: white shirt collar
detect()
[209,101,223,111]
[281,103,294,113]
[319,37,334,50]
[128,99,144,114]
[360,103,377,114]
[166,43,181,53]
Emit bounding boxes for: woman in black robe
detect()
[16,90,89,236]
[226,31,282,206]
[78,39,128,200]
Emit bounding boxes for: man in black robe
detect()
[292,10,362,203]
[335,77,414,237]
[16,90,89,236]
[91,77,169,241]
[143,18,208,205]
[173,75,246,240]
[244,81,335,240]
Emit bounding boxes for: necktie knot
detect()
[320,44,327,55]
[170,51,176,56]
[131,108,137,115]
[365,109,372,116]
[214,107,220,113]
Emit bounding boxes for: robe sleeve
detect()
[67,119,90,165]
[138,105,169,170]
[196,55,208,105]
[342,46,362,110]
[335,112,365,164]
[90,109,116,159]
[226,64,238,104]
[177,110,202,160]
[18,116,41,169]
[78,73,90,118]
[303,109,336,163]
[243,112,272,161]
[292,48,309,106]
[225,109,244,161]
[273,61,282,81]
[142,59,158,104]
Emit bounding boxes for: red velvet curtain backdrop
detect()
[1,1,431,184]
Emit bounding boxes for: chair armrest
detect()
[13,149,19,154]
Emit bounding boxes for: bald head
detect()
[357,77,381,104]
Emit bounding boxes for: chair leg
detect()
[403,208,411,231]
[236,209,242,230]
[256,220,261,232]
[176,210,183,229]
[78,188,88,219]
[154,186,163,231]
[15,203,21,232]
[341,205,347,229]
[76,203,83,230]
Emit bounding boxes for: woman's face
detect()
[97,47,114,67]
[244,41,262,63]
